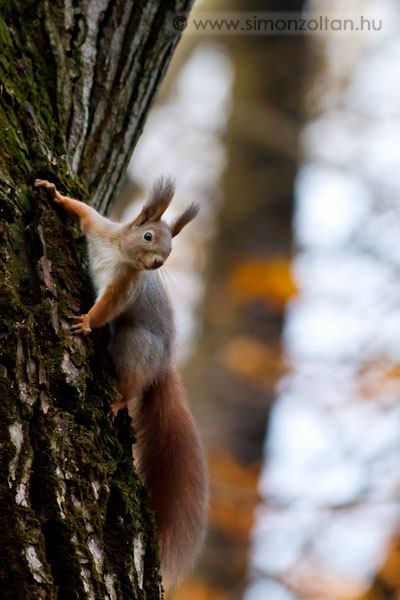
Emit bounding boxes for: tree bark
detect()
[0,1,191,598]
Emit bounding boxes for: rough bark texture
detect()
[0,1,191,598]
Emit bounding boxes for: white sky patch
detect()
[294,164,371,248]
[245,578,296,600]
[246,0,400,598]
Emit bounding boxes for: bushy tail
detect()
[132,367,209,588]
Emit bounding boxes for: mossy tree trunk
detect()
[0,2,191,599]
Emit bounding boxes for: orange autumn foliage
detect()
[209,447,260,490]
[231,255,297,309]
[170,578,226,600]
[208,448,261,542]
[222,335,283,386]
[357,363,400,402]
[378,541,400,588]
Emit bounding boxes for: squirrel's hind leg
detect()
[108,379,140,420]
[108,391,130,420]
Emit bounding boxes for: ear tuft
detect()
[170,203,199,237]
[150,176,175,206]
[133,176,175,226]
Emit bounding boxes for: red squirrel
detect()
[34,177,209,588]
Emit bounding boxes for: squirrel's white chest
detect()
[86,236,122,301]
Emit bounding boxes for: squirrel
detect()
[34,177,209,588]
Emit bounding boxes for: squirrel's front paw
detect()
[70,314,92,335]
[34,179,59,201]
[34,179,56,191]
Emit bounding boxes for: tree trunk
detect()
[0,1,191,598]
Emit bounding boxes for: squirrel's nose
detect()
[152,258,163,269]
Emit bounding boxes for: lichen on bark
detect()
[0,1,192,597]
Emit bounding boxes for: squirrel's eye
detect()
[144,232,152,241]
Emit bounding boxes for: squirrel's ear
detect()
[132,177,175,226]
[170,203,199,237]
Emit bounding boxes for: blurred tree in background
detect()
[175,1,308,598]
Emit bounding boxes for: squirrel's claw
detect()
[70,315,92,335]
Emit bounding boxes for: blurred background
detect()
[114,0,400,598]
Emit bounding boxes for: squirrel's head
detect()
[121,177,199,271]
